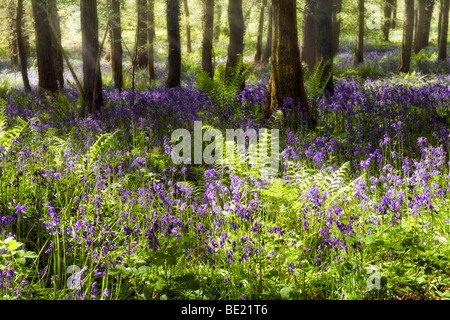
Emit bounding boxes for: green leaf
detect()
[138,266,149,274]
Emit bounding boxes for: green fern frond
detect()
[0,99,27,153]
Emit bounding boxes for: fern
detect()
[0,99,27,153]
[196,56,248,118]
[304,60,333,99]
[82,130,122,170]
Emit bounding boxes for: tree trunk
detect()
[316,0,334,95]
[148,0,156,82]
[300,0,317,70]
[136,0,148,68]
[31,0,58,93]
[214,2,221,41]
[16,0,31,92]
[225,0,245,82]
[108,0,123,90]
[399,0,414,73]
[354,0,364,65]
[382,0,394,41]
[49,0,64,89]
[81,0,103,114]
[202,0,215,77]
[392,0,398,28]
[332,0,342,57]
[183,0,192,53]
[7,0,18,67]
[438,0,449,60]
[261,4,272,64]
[422,0,435,47]
[414,0,426,53]
[266,0,313,126]
[167,0,181,88]
[254,0,266,63]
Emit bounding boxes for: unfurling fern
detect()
[196,56,248,114]
[82,130,123,170]
[262,161,364,212]
[303,60,332,99]
[0,99,27,153]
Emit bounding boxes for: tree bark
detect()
[254,0,266,63]
[392,0,398,28]
[414,0,426,53]
[300,0,317,70]
[316,0,334,95]
[382,0,394,41]
[225,0,245,84]
[183,0,192,53]
[214,2,221,41]
[266,0,313,126]
[31,0,58,93]
[148,0,156,82]
[261,3,272,64]
[49,0,64,89]
[136,0,148,68]
[81,0,102,114]
[7,0,19,67]
[422,0,435,47]
[332,0,342,57]
[167,0,181,88]
[438,0,449,60]
[16,0,31,92]
[354,0,364,65]
[108,0,123,90]
[399,0,415,73]
[202,0,215,77]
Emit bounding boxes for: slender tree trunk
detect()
[7,0,18,67]
[108,0,123,90]
[261,3,272,64]
[81,0,102,114]
[414,0,426,53]
[32,0,58,93]
[16,0,31,92]
[316,0,334,95]
[254,0,266,63]
[225,0,245,81]
[183,0,192,53]
[354,0,364,65]
[266,0,314,126]
[382,0,394,41]
[214,2,221,41]
[167,0,181,88]
[148,0,156,82]
[300,0,317,70]
[438,0,449,60]
[202,0,215,77]
[332,0,342,57]
[136,0,148,68]
[422,0,435,47]
[399,0,415,73]
[49,0,64,89]
[392,0,398,27]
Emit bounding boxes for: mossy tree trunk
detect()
[81,0,103,114]
[167,0,181,88]
[31,0,58,93]
[266,0,314,127]
[108,0,123,90]
[354,0,364,65]
[16,0,31,92]
[399,0,415,73]
[300,0,317,70]
[202,0,215,77]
